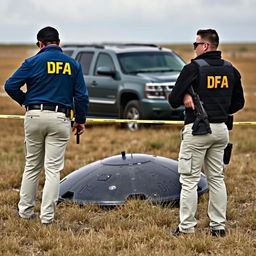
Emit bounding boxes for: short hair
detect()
[197,29,219,49]
[37,26,60,45]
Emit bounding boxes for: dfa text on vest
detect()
[47,62,71,75]
[207,76,229,89]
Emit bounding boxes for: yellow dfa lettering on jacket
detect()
[47,62,71,75]
[47,62,56,74]
[207,75,229,88]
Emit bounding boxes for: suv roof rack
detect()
[62,43,160,49]
[111,43,159,48]
[62,44,104,48]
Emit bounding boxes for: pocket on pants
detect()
[178,152,192,175]
[57,116,70,122]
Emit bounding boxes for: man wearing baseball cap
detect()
[5,26,89,225]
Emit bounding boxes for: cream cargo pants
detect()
[178,123,228,233]
[18,110,70,224]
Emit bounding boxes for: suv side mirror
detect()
[96,66,116,77]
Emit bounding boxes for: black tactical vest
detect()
[192,59,235,123]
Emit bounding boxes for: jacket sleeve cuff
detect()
[75,117,86,124]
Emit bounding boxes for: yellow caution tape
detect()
[233,121,256,125]
[87,118,184,125]
[0,114,256,126]
[0,114,25,119]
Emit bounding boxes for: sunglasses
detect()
[36,41,40,47]
[193,42,205,49]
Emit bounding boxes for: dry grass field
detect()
[0,43,255,255]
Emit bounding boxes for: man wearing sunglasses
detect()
[5,26,89,225]
[169,29,244,236]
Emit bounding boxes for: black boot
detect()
[210,229,226,237]
[171,227,186,236]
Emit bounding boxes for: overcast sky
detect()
[0,0,255,44]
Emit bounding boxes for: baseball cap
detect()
[37,26,60,43]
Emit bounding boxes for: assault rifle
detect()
[189,86,212,135]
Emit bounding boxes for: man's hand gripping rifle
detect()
[189,86,212,135]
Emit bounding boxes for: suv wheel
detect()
[123,100,142,131]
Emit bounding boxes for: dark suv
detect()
[63,44,185,130]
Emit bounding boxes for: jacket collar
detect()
[37,45,62,55]
[194,51,222,60]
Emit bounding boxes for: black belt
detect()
[26,104,70,116]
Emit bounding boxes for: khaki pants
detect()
[18,110,70,224]
[178,123,228,233]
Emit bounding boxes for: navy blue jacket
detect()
[5,45,89,123]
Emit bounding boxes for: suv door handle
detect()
[91,80,98,86]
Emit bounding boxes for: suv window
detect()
[63,50,74,57]
[94,53,115,75]
[117,51,185,74]
[76,52,94,75]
